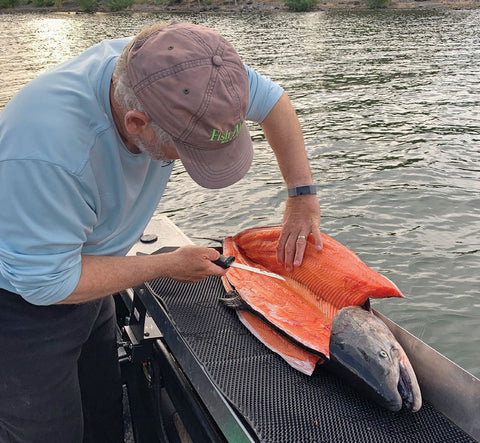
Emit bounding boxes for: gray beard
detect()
[135,139,170,161]
[133,121,175,161]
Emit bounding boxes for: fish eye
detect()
[379,350,388,359]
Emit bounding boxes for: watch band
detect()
[287,185,317,197]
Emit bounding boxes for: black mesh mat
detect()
[146,276,475,443]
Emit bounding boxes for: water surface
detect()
[1,9,479,377]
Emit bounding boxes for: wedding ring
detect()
[297,235,306,240]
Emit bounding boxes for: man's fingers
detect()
[283,232,304,271]
[312,227,323,251]
[293,235,308,267]
[278,228,323,270]
[276,232,287,265]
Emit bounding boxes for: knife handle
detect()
[212,254,235,269]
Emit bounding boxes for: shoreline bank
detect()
[2,0,480,14]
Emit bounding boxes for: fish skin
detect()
[222,226,404,359]
[324,305,422,412]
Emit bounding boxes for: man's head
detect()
[113,22,253,189]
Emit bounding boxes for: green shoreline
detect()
[2,0,480,13]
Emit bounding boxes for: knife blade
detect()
[213,255,285,281]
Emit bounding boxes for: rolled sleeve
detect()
[0,249,82,305]
[0,160,95,305]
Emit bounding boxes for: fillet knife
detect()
[213,255,285,281]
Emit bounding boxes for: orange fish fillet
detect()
[222,226,403,362]
[237,310,322,375]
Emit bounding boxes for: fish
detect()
[325,304,422,412]
[221,226,422,412]
[221,226,404,360]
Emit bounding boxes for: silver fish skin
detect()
[325,305,422,412]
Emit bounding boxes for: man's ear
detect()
[124,110,149,135]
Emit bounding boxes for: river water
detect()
[1,9,479,378]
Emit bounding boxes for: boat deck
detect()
[141,274,475,442]
[120,216,479,442]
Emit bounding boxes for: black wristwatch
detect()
[287,185,317,197]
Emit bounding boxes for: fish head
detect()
[326,305,422,412]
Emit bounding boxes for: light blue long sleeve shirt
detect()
[0,37,283,305]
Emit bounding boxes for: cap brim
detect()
[176,124,253,189]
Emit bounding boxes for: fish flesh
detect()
[221,226,404,360]
[221,226,422,411]
[222,275,324,375]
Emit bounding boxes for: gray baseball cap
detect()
[126,22,253,189]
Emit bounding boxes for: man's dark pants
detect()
[0,289,124,443]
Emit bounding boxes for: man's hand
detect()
[277,194,322,271]
[165,245,227,283]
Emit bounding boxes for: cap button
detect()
[212,55,223,66]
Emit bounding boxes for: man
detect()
[0,22,321,442]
